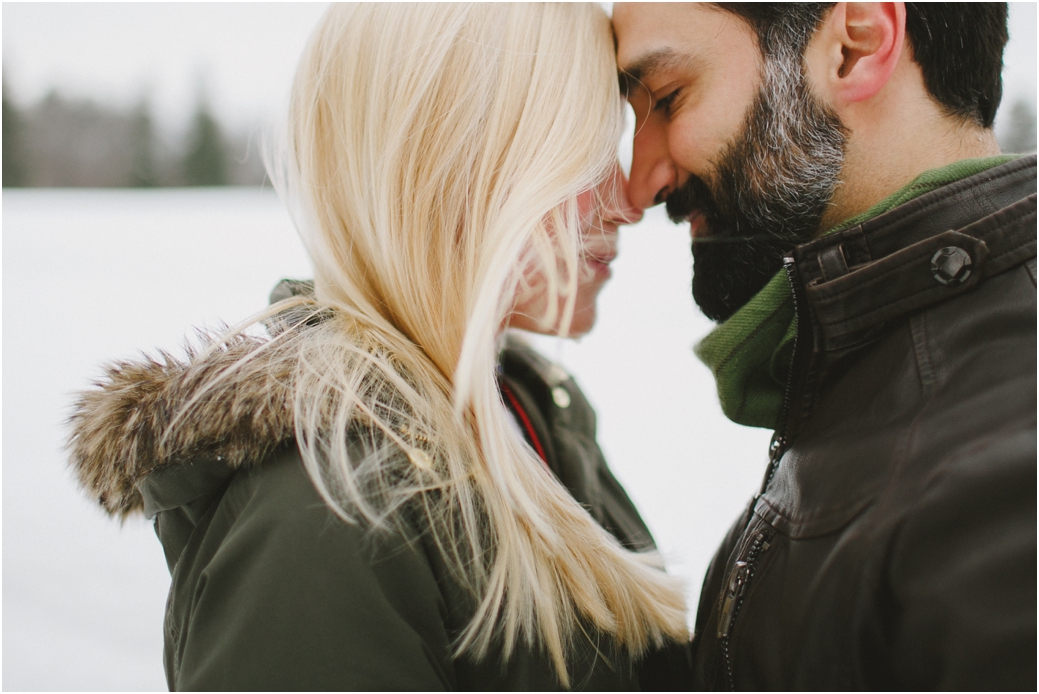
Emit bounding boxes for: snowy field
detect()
[2,188,771,691]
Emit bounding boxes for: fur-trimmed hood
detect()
[68,334,297,518]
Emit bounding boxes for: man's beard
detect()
[666,49,847,323]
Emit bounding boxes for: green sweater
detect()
[694,155,1017,429]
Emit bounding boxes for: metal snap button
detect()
[551,386,571,409]
[930,246,972,285]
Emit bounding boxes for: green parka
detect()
[69,326,691,691]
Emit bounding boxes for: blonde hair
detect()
[258,3,686,684]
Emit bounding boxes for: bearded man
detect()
[615,3,1035,689]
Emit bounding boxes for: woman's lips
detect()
[584,250,617,279]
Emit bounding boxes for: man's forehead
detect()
[613,3,748,76]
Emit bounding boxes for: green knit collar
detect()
[694,154,1017,429]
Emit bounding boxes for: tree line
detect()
[2,73,1034,189]
[3,75,267,187]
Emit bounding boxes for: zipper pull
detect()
[759,433,786,496]
[717,530,774,639]
[717,560,750,639]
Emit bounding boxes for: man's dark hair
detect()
[716,3,1009,128]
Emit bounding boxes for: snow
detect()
[2,189,771,690]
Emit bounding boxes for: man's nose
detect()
[628,119,677,211]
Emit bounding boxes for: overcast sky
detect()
[2,3,331,133]
[2,2,1036,138]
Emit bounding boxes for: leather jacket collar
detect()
[794,155,1036,356]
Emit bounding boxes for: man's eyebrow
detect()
[618,48,697,97]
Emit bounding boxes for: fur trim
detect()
[67,333,295,518]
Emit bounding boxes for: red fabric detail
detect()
[499,382,549,467]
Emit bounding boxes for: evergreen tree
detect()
[999,99,1037,154]
[128,98,159,187]
[182,97,228,186]
[3,75,30,187]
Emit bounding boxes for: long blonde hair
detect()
[260,3,687,684]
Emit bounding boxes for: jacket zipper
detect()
[718,257,810,690]
[761,257,810,493]
[717,529,774,690]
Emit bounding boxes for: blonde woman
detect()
[68,4,690,690]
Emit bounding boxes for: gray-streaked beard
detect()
[667,41,847,323]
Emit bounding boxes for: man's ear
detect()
[812,3,906,105]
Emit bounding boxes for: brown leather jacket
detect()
[692,155,1037,690]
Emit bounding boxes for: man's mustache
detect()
[665,174,717,226]
[664,175,789,245]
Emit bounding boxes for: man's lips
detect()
[686,210,708,240]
